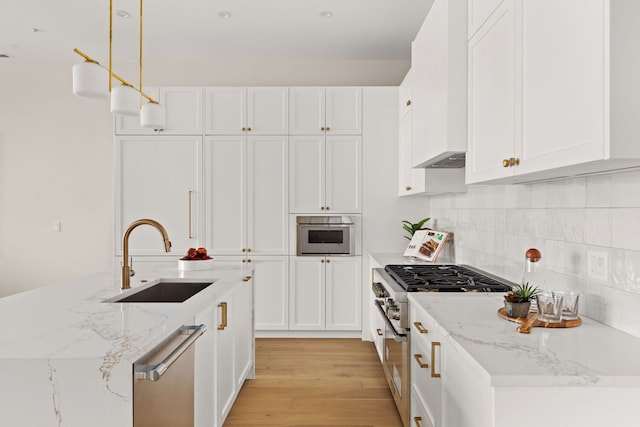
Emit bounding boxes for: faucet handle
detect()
[129,256,135,277]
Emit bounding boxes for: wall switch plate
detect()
[587,250,607,281]
[53,221,62,232]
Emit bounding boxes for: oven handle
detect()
[375,300,407,342]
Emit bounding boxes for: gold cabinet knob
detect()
[326,127,331,131]
[405,186,412,191]
[502,159,510,168]
[376,328,383,336]
[247,258,252,263]
[247,248,251,253]
[242,259,246,263]
[321,259,325,263]
[321,127,325,131]
[242,127,246,131]
[242,248,246,252]
[406,100,412,106]
[326,206,330,211]
[509,157,520,167]
[321,206,325,210]
[326,259,331,263]
[247,127,252,131]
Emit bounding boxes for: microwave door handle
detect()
[375,300,407,342]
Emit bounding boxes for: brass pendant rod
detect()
[72,48,158,103]
[109,0,112,92]
[139,0,143,108]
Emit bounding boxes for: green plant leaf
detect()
[414,217,431,229]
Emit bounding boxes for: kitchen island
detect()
[409,293,640,427]
[0,263,252,426]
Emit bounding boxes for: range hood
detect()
[421,152,466,168]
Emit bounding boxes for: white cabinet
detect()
[205,87,289,135]
[115,87,204,135]
[251,256,289,331]
[410,302,443,427]
[468,0,505,38]
[289,135,362,213]
[114,136,203,256]
[467,0,640,184]
[205,135,288,256]
[398,71,467,197]
[289,256,361,331]
[289,87,362,135]
[411,0,467,168]
[195,301,216,427]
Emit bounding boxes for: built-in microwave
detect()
[296,216,355,256]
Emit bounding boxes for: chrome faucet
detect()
[121,219,172,290]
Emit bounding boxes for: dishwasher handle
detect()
[135,324,207,382]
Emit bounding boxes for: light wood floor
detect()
[224,338,403,427]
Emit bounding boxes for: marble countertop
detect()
[408,293,640,387]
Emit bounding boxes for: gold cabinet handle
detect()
[242,275,252,282]
[406,100,412,106]
[413,322,428,334]
[414,416,423,427]
[413,353,428,369]
[376,328,383,336]
[431,342,441,378]
[217,302,228,330]
[188,190,193,238]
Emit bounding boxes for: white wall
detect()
[429,172,640,338]
[0,59,410,296]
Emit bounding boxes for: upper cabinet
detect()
[467,0,640,184]
[289,87,362,135]
[205,87,289,135]
[410,0,467,168]
[468,0,505,38]
[115,87,204,135]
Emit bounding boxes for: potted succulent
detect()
[504,282,539,318]
[402,217,431,240]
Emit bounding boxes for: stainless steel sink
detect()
[110,281,214,303]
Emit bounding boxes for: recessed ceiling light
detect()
[217,11,231,18]
[116,10,130,18]
[319,11,333,18]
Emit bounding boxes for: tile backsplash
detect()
[428,170,640,338]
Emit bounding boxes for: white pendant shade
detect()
[111,85,140,116]
[141,102,166,130]
[72,61,109,99]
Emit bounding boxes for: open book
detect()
[403,229,450,262]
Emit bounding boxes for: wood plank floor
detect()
[223,338,403,427]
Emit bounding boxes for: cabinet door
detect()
[115,136,203,256]
[233,277,254,387]
[399,70,413,120]
[247,136,289,254]
[195,303,216,427]
[516,0,605,174]
[466,1,516,183]
[468,0,505,38]
[289,257,325,330]
[326,136,362,213]
[325,257,361,331]
[289,87,325,135]
[206,136,246,255]
[205,87,246,135]
[399,110,426,196]
[159,87,204,135]
[252,256,289,331]
[325,87,362,135]
[289,136,325,213]
[215,292,236,425]
[247,87,289,135]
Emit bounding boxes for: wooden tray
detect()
[497,307,581,334]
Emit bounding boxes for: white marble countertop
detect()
[0,262,249,427]
[408,293,640,387]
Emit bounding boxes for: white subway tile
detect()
[610,248,640,294]
[563,209,585,243]
[584,209,611,247]
[612,169,640,208]
[609,288,640,338]
[563,177,586,208]
[584,280,613,325]
[564,243,586,279]
[545,180,566,208]
[545,240,566,274]
[585,174,612,207]
[611,208,640,251]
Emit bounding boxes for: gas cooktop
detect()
[384,264,513,293]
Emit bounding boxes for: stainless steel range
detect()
[372,264,514,427]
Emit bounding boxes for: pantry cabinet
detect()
[115,87,204,135]
[289,87,362,135]
[204,87,289,135]
[467,0,640,184]
[289,256,362,331]
[114,136,203,256]
[289,135,362,213]
[205,135,288,256]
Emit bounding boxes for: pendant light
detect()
[138,0,166,129]
[111,84,140,116]
[72,60,109,99]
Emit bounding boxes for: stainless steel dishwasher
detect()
[133,324,207,427]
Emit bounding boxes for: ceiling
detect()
[0,0,432,61]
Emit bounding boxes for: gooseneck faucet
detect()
[121,219,172,290]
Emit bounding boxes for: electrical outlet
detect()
[53,221,62,232]
[587,250,607,281]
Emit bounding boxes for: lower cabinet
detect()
[410,302,443,427]
[290,256,362,331]
[194,277,254,427]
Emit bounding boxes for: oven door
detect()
[297,224,354,255]
[376,300,409,427]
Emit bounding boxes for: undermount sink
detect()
[109,281,214,303]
